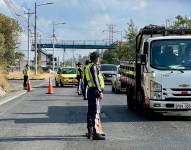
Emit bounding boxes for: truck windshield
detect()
[151,39,191,70]
[100,65,117,71]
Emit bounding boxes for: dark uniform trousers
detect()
[87,87,100,134]
[23,75,28,89]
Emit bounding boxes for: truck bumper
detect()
[149,100,191,110]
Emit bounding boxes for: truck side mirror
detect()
[141,54,147,65]
[143,42,149,54]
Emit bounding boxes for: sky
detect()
[0,0,191,61]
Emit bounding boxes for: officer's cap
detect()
[90,52,100,61]
[77,62,82,66]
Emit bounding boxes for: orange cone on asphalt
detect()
[27,80,32,92]
[47,78,53,94]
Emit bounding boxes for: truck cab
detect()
[123,25,191,111]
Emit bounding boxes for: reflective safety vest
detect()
[83,64,89,79]
[77,68,83,78]
[23,68,29,76]
[86,64,104,90]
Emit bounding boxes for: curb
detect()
[0,90,27,106]
[0,80,47,106]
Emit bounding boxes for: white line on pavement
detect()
[0,91,27,106]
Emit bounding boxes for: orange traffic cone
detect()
[47,78,53,94]
[98,113,105,135]
[27,80,32,92]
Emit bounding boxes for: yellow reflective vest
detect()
[86,63,104,90]
[23,68,29,76]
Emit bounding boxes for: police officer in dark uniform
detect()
[23,64,30,90]
[86,52,105,140]
[76,62,83,95]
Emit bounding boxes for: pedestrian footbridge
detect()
[34,40,118,49]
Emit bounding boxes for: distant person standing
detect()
[76,62,83,95]
[86,52,105,140]
[83,59,91,100]
[23,64,30,90]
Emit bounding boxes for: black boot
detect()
[93,133,106,140]
[86,127,93,139]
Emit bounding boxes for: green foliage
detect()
[102,19,138,64]
[170,15,191,28]
[0,13,21,67]
[15,51,25,61]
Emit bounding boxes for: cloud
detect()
[0,0,12,16]
[132,0,149,10]
[87,14,114,38]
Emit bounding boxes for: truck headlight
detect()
[150,81,162,99]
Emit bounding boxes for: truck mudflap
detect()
[149,100,191,110]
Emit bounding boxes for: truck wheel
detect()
[127,87,134,110]
[60,80,64,87]
[136,91,144,111]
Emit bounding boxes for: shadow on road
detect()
[0,135,88,142]
[0,105,190,124]
[0,105,140,124]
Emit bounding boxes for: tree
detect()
[15,51,25,61]
[0,13,21,67]
[123,19,138,59]
[174,15,190,27]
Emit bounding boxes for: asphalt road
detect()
[0,83,191,150]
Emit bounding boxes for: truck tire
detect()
[126,86,134,110]
[136,91,144,111]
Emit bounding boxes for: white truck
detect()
[120,25,191,111]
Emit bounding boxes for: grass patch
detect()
[0,73,12,92]
[6,71,55,80]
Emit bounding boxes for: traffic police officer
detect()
[23,64,30,90]
[83,59,91,100]
[86,52,105,140]
[76,62,83,95]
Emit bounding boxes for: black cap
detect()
[85,59,90,65]
[90,52,99,61]
[77,62,82,66]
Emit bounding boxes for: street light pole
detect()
[34,2,53,75]
[52,22,66,72]
[52,22,55,72]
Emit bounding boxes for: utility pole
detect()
[103,24,116,44]
[24,9,34,66]
[63,48,66,65]
[34,2,37,74]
